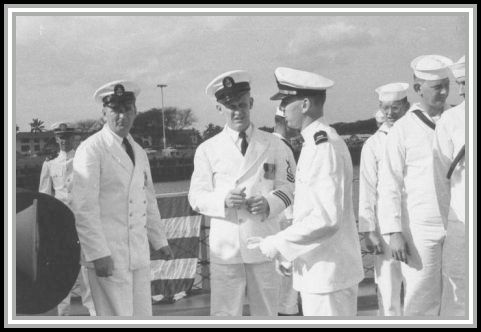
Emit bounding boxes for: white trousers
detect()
[87,266,152,316]
[58,266,96,316]
[440,220,466,316]
[278,275,299,315]
[210,262,280,316]
[374,235,403,316]
[400,224,445,316]
[300,285,358,316]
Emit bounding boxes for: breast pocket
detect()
[212,161,236,189]
[51,167,65,188]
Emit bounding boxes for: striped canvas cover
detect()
[150,192,202,301]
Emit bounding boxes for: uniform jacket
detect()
[378,103,445,235]
[433,101,465,223]
[271,118,364,294]
[38,150,75,207]
[72,125,168,270]
[188,125,295,264]
[358,123,390,233]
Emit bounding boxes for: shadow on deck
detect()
[34,278,378,317]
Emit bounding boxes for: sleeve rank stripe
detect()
[273,190,291,207]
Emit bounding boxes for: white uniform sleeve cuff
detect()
[265,190,292,218]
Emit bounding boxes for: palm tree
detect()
[29,118,45,133]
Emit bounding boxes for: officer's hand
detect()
[275,259,292,277]
[93,256,114,277]
[364,231,384,255]
[155,245,175,261]
[259,236,280,261]
[246,195,270,217]
[389,232,410,264]
[225,187,246,209]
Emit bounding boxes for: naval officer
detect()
[188,70,295,316]
[378,55,453,316]
[433,55,467,316]
[72,80,173,316]
[272,107,300,316]
[39,122,96,316]
[358,83,410,316]
[255,67,364,316]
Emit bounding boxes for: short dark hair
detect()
[300,90,326,107]
[274,115,286,125]
[281,90,326,107]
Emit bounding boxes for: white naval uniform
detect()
[267,118,364,316]
[358,123,403,316]
[272,132,299,315]
[188,124,295,316]
[433,101,466,316]
[378,103,446,316]
[38,150,96,316]
[72,125,168,316]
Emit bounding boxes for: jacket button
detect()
[142,213,146,217]
[143,200,146,204]
[239,218,244,223]
[129,199,133,204]
[129,213,133,217]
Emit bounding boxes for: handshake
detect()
[247,236,292,277]
[224,187,270,217]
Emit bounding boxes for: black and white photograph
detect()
[6,4,476,327]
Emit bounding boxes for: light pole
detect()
[156,84,168,149]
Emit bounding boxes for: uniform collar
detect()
[104,124,133,145]
[225,123,253,142]
[57,149,75,161]
[378,122,391,134]
[410,102,444,124]
[272,132,286,140]
[301,117,325,144]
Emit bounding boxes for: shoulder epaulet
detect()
[314,130,328,145]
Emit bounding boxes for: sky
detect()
[15,14,467,132]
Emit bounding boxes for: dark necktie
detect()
[123,137,135,165]
[239,131,248,156]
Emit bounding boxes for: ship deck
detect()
[29,278,379,317]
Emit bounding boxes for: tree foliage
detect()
[331,118,377,135]
[132,107,197,135]
[29,118,45,133]
[73,118,105,133]
[202,123,223,141]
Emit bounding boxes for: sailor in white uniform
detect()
[272,107,300,316]
[39,122,96,316]
[433,55,467,316]
[358,83,410,316]
[375,109,387,128]
[189,70,295,316]
[72,80,173,316]
[254,67,364,316]
[378,55,453,316]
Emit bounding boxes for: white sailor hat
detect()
[50,122,76,135]
[93,80,141,106]
[375,110,386,123]
[205,70,251,103]
[270,67,334,100]
[375,82,410,102]
[410,55,453,81]
[275,106,286,118]
[450,55,465,80]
